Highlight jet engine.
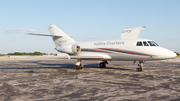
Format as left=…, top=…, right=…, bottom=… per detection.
left=55, top=44, right=81, bottom=54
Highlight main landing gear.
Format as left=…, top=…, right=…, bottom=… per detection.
left=99, top=60, right=108, bottom=68
left=76, top=60, right=108, bottom=69
left=76, top=59, right=83, bottom=69
left=136, top=61, right=144, bottom=72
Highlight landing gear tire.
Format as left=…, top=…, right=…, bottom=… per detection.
left=76, top=63, right=83, bottom=69
left=76, top=59, right=83, bottom=69
left=136, top=67, right=142, bottom=72
left=136, top=61, right=144, bottom=72
left=99, top=62, right=106, bottom=68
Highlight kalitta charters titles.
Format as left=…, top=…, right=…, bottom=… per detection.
left=94, top=41, right=124, bottom=45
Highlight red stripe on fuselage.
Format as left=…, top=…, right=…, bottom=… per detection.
left=81, top=49, right=111, bottom=53
left=100, top=48, right=154, bottom=56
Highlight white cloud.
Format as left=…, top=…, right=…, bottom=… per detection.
left=5, top=28, right=36, bottom=33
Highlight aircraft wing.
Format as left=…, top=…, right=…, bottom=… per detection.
left=70, top=56, right=112, bottom=60
left=121, top=26, right=146, bottom=39
left=6, top=53, right=111, bottom=60
left=27, top=33, right=63, bottom=37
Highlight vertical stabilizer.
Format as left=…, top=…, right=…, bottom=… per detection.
left=48, top=25, right=75, bottom=47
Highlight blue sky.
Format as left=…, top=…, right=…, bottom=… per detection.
left=0, top=0, right=180, bottom=54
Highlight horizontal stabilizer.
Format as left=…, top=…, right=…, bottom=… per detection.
left=27, top=33, right=63, bottom=37
left=121, top=26, right=146, bottom=39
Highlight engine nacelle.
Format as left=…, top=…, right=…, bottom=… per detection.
left=56, top=44, right=81, bottom=54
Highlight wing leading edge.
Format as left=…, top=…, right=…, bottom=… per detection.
left=70, top=56, right=112, bottom=60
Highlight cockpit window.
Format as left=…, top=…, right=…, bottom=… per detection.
left=136, top=41, right=159, bottom=47
left=136, top=41, right=143, bottom=46
left=148, top=41, right=156, bottom=46
left=153, top=41, right=159, bottom=46
left=143, top=41, right=149, bottom=46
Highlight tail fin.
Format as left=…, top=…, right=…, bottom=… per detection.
left=48, top=25, right=75, bottom=47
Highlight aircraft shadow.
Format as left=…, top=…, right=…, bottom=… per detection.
left=84, top=64, right=130, bottom=70
left=0, top=61, right=130, bottom=71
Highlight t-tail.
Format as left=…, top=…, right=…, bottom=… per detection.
left=48, top=25, right=75, bottom=47
left=28, top=25, right=80, bottom=54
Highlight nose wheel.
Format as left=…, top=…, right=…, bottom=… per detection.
left=137, top=61, right=144, bottom=72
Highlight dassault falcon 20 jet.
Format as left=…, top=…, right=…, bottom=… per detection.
left=28, top=25, right=177, bottom=71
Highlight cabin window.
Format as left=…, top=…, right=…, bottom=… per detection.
left=148, top=41, right=156, bottom=46
left=143, top=41, right=149, bottom=46
left=136, top=41, right=143, bottom=46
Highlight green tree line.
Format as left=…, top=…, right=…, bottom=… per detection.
left=7, top=52, right=48, bottom=55
left=175, top=52, right=180, bottom=56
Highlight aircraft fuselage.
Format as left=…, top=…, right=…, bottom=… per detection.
left=72, top=38, right=176, bottom=61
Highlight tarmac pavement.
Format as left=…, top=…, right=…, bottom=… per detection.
left=0, top=57, right=180, bottom=101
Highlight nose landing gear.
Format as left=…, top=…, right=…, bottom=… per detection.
left=137, top=61, right=144, bottom=72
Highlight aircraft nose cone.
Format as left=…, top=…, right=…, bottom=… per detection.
left=169, top=51, right=177, bottom=58
left=162, top=49, right=177, bottom=59
left=153, top=47, right=177, bottom=59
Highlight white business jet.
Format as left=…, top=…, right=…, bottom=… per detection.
left=28, top=25, right=177, bottom=71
